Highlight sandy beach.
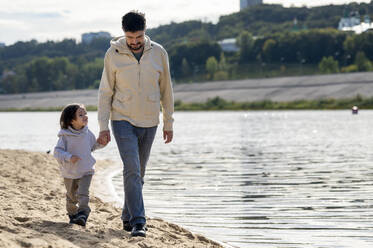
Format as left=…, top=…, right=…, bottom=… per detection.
left=0, top=149, right=223, bottom=248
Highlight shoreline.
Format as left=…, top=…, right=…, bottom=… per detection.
left=0, top=149, right=224, bottom=248
left=2, top=71, right=373, bottom=111
left=92, top=160, right=232, bottom=248
left=91, top=159, right=122, bottom=207
left=0, top=95, right=372, bottom=111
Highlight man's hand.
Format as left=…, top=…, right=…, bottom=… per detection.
left=70, top=155, right=81, bottom=164
left=163, top=130, right=173, bottom=144
left=98, top=130, right=111, bottom=145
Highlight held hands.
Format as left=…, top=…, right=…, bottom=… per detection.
left=98, top=129, right=171, bottom=144
left=163, top=130, right=173, bottom=144
left=70, top=155, right=81, bottom=164
left=98, top=130, right=111, bottom=146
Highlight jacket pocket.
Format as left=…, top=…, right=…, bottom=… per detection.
left=112, top=90, right=132, bottom=116
left=60, top=161, right=76, bottom=177
left=145, top=92, right=161, bottom=117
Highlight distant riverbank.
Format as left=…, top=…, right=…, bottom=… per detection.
left=0, top=95, right=370, bottom=111
left=2, top=72, right=373, bottom=111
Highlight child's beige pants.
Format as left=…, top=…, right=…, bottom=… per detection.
left=63, top=174, right=92, bottom=216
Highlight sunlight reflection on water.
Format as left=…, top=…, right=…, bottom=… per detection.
left=2, top=111, right=373, bottom=248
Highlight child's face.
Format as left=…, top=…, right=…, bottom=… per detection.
left=71, top=107, right=88, bottom=130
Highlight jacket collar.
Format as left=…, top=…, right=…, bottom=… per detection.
left=110, top=35, right=152, bottom=55
left=58, top=125, right=88, bottom=137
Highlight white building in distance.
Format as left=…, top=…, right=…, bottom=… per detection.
left=81, top=32, right=111, bottom=44
left=218, top=38, right=239, bottom=52
left=339, top=12, right=373, bottom=34
left=338, top=11, right=361, bottom=30
left=240, top=0, right=263, bottom=10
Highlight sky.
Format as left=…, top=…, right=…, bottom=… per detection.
left=0, top=0, right=371, bottom=45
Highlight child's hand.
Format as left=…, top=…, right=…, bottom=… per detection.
left=70, top=155, right=81, bottom=164
left=98, top=131, right=110, bottom=146
left=97, top=136, right=108, bottom=145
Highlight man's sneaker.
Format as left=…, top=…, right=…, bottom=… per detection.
left=131, top=223, right=146, bottom=237
left=74, top=212, right=88, bottom=227
left=123, top=221, right=132, bottom=232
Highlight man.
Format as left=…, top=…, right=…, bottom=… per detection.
left=97, top=11, right=174, bottom=237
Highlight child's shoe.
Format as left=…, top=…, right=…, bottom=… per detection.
left=123, top=220, right=132, bottom=232
left=68, top=214, right=77, bottom=224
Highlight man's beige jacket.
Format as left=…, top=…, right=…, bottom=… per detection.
left=98, top=35, right=174, bottom=132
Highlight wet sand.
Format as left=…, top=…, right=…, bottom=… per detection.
left=0, top=149, right=223, bottom=248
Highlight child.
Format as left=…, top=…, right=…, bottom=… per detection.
left=53, top=103, right=104, bottom=226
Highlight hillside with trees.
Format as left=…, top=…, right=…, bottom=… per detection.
left=1, top=2, right=373, bottom=94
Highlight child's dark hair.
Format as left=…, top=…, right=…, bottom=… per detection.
left=60, top=103, right=85, bottom=129
left=122, top=11, right=146, bottom=32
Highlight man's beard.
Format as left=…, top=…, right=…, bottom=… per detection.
left=127, top=42, right=144, bottom=51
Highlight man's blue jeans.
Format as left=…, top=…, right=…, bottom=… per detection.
left=111, top=120, right=157, bottom=226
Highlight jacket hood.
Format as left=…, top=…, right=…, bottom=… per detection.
left=110, top=35, right=152, bottom=54
left=58, top=126, right=88, bottom=137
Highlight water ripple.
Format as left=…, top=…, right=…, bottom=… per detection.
left=109, top=111, right=373, bottom=247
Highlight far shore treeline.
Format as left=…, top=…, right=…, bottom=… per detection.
left=2, top=2, right=373, bottom=95
left=1, top=95, right=373, bottom=111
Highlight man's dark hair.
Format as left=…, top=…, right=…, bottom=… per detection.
left=59, top=103, right=85, bottom=129
left=122, top=11, right=146, bottom=32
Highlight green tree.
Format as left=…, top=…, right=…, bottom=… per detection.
left=355, top=51, right=372, bottom=71
left=206, top=56, right=218, bottom=80
left=77, top=58, right=103, bottom=89
left=213, top=52, right=229, bottom=80
left=26, top=57, right=53, bottom=91
left=0, top=70, right=17, bottom=93
left=262, top=39, right=277, bottom=62
left=21, top=56, right=78, bottom=92
left=168, top=41, right=221, bottom=79
left=181, top=58, right=191, bottom=77
left=318, top=56, right=339, bottom=73
left=343, top=35, right=357, bottom=59
left=218, top=52, right=228, bottom=71
left=238, top=31, right=254, bottom=63
left=51, top=57, right=70, bottom=90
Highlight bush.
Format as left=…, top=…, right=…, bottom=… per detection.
left=341, top=64, right=358, bottom=73
left=205, top=56, right=218, bottom=80
left=213, top=71, right=229, bottom=80
left=355, top=51, right=372, bottom=72
left=318, top=56, right=339, bottom=74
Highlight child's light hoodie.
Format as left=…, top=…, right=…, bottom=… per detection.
left=54, top=126, right=101, bottom=179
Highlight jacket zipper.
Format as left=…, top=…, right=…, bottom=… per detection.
left=137, top=48, right=151, bottom=89
left=125, top=46, right=152, bottom=90
left=138, top=61, right=141, bottom=89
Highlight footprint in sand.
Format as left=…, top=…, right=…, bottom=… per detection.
left=14, top=217, right=30, bottom=223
